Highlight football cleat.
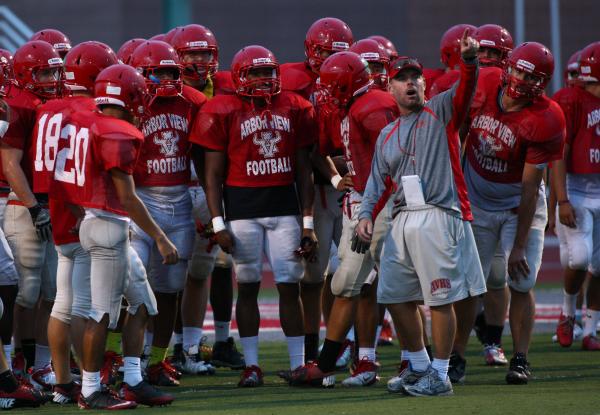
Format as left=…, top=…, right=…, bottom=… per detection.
left=238, top=366, right=264, bottom=387
left=506, top=354, right=531, bottom=385
left=448, top=352, right=466, bottom=384
left=0, top=382, right=47, bottom=409
left=119, top=381, right=174, bottom=407
left=483, top=344, right=508, bottom=366
left=212, top=337, right=246, bottom=370
left=341, top=358, right=379, bottom=387
left=146, top=361, right=180, bottom=387
left=29, top=364, right=56, bottom=391
left=403, top=366, right=453, bottom=397
left=181, top=345, right=215, bottom=375
left=335, top=340, right=354, bottom=370
left=582, top=335, right=600, bottom=351
left=11, top=353, right=25, bottom=378
left=288, top=361, right=335, bottom=388
left=388, top=362, right=427, bottom=394
left=162, top=359, right=182, bottom=379
left=199, top=337, right=213, bottom=362
left=168, top=343, right=184, bottom=373
left=377, top=320, right=394, bottom=346
left=52, top=382, right=81, bottom=404
left=100, top=351, right=123, bottom=386
left=556, top=313, right=575, bottom=347
left=78, top=390, right=137, bottom=410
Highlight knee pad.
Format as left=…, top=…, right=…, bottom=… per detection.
left=486, top=255, right=507, bottom=290
left=566, top=245, right=591, bottom=271
left=15, top=270, right=42, bottom=308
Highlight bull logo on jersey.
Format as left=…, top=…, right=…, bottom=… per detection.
left=154, top=131, right=180, bottom=157
left=253, top=130, right=282, bottom=158
left=477, top=132, right=503, bottom=157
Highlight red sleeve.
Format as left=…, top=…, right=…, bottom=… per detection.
left=525, top=103, right=566, bottom=164
left=189, top=100, right=228, bottom=151
left=360, top=105, right=397, bottom=147
left=97, top=133, right=141, bottom=173
left=449, top=59, right=478, bottom=132
left=183, top=85, right=208, bottom=109
left=551, top=88, right=578, bottom=146
left=1, top=105, right=32, bottom=150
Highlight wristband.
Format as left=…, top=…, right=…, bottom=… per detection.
left=211, top=216, right=226, bottom=233
left=303, top=216, right=314, bottom=230
left=558, top=199, right=570, bottom=206
left=330, top=174, right=342, bottom=189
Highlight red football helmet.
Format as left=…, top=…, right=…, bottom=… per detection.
left=150, top=34, right=166, bottom=42
left=305, top=17, right=353, bottom=72
left=63, top=41, right=118, bottom=93
left=578, top=42, right=600, bottom=83
left=349, top=39, right=390, bottom=89
left=94, top=64, right=149, bottom=117
left=474, top=24, right=513, bottom=67
left=318, top=51, right=371, bottom=109
left=30, top=29, right=72, bottom=58
left=130, top=40, right=182, bottom=97
left=13, top=41, right=63, bottom=98
left=440, top=24, right=477, bottom=69
left=117, top=38, right=146, bottom=65
left=0, top=49, right=14, bottom=96
left=502, top=42, right=554, bottom=99
left=231, top=45, right=280, bottom=100
left=368, top=35, right=399, bottom=59
left=163, top=27, right=182, bottom=45
left=172, top=24, right=219, bottom=81
left=564, top=50, right=581, bottom=86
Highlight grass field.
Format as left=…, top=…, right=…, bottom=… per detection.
left=24, top=334, right=600, bottom=415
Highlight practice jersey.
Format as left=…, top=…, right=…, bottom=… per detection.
left=50, top=109, right=144, bottom=216
left=423, top=67, right=446, bottom=99
left=281, top=62, right=319, bottom=102
left=190, top=90, right=317, bottom=220
left=464, top=67, right=565, bottom=210
left=1, top=87, right=43, bottom=188
left=359, top=58, right=479, bottom=222
left=336, top=89, right=399, bottom=193
left=134, top=85, right=206, bottom=187
left=429, top=70, right=459, bottom=97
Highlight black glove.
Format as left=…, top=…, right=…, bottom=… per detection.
left=351, top=231, right=370, bottom=254
left=28, top=204, right=52, bottom=242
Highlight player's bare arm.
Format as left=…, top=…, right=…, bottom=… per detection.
left=204, top=149, right=234, bottom=254
left=550, top=144, right=577, bottom=228
left=0, top=144, right=36, bottom=207
left=295, top=146, right=318, bottom=262
left=310, top=146, right=353, bottom=191
left=110, top=168, right=178, bottom=265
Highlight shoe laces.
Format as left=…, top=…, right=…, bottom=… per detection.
left=354, top=357, right=377, bottom=374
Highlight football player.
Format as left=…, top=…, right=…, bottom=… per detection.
left=289, top=51, right=400, bottom=387
left=551, top=41, right=600, bottom=350
left=129, top=40, right=212, bottom=382
left=29, top=28, right=72, bottom=59
left=191, top=45, right=318, bottom=387
left=0, top=40, right=63, bottom=384
left=171, top=24, right=244, bottom=370
left=116, top=38, right=146, bottom=65
left=459, top=42, right=565, bottom=384
left=367, top=35, right=399, bottom=60
left=280, top=17, right=354, bottom=363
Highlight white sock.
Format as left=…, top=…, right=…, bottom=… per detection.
left=358, top=347, right=376, bottom=362
left=172, top=332, right=183, bottom=345
left=81, top=370, right=101, bottom=398
left=123, top=356, right=143, bottom=387
left=432, top=358, right=450, bottom=381
left=408, top=348, right=431, bottom=372
left=183, top=327, right=203, bottom=351
left=346, top=326, right=355, bottom=342
left=584, top=309, right=600, bottom=337
left=33, top=344, right=51, bottom=370
left=400, top=349, right=409, bottom=362
left=239, top=336, right=259, bottom=367
left=214, top=321, right=230, bottom=342
left=562, top=290, right=578, bottom=317
left=3, top=345, right=11, bottom=367
left=143, top=331, right=153, bottom=355
left=374, top=325, right=383, bottom=348
left=575, top=309, right=583, bottom=324
left=286, top=336, right=304, bottom=370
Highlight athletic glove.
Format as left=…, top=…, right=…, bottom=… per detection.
left=28, top=204, right=52, bottom=242
left=351, top=231, right=370, bottom=254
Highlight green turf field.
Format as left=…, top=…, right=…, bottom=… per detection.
left=25, top=334, right=600, bottom=415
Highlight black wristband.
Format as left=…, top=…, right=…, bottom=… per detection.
left=28, top=204, right=41, bottom=221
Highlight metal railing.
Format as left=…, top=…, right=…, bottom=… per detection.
left=0, top=6, right=32, bottom=52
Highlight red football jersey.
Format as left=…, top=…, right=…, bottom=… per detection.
left=318, top=110, right=344, bottom=156
left=553, top=86, right=600, bottom=174
left=423, top=67, right=446, bottom=99
left=31, top=96, right=96, bottom=194
left=465, top=68, right=565, bottom=184
left=50, top=110, right=144, bottom=216
left=338, top=89, right=399, bottom=193
left=281, top=62, right=318, bottom=101
left=190, top=90, right=317, bottom=187
left=212, top=71, right=235, bottom=96
left=429, top=70, right=459, bottom=97
left=1, top=87, right=43, bottom=188
left=48, top=198, right=79, bottom=245
left=134, top=85, right=206, bottom=187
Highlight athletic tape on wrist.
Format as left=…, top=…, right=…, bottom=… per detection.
left=303, top=216, right=314, bottom=230
left=330, top=174, right=342, bottom=189
left=212, top=216, right=226, bottom=233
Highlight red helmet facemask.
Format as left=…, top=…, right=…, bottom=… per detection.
left=172, top=24, right=219, bottom=82
left=474, top=24, right=513, bottom=68
left=304, top=17, right=353, bottom=72
left=350, top=39, right=390, bottom=90
left=130, top=41, right=183, bottom=99
left=502, top=42, right=554, bottom=100
left=13, top=41, right=64, bottom=99
left=232, top=46, right=281, bottom=102
left=318, top=51, right=372, bottom=110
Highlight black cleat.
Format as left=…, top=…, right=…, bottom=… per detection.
left=506, top=354, right=531, bottom=385
left=212, top=337, right=245, bottom=370
left=448, top=352, right=466, bottom=384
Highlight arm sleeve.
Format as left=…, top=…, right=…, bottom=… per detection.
left=189, top=106, right=228, bottom=151
left=98, top=134, right=140, bottom=174
left=296, top=103, right=317, bottom=149
left=0, top=106, right=30, bottom=150
left=358, top=132, right=391, bottom=221
left=552, top=90, right=578, bottom=146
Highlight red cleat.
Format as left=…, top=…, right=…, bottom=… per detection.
left=238, top=365, right=264, bottom=387
left=377, top=320, right=394, bottom=346
left=289, top=361, right=335, bottom=387
left=0, top=382, right=47, bottom=409
left=582, top=335, right=600, bottom=351
left=11, top=352, right=25, bottom=378
left=101, top=351, right=123, bottom=385
left=556, top=313, right=575, bottom=348
left=146, top=361, right=180, bottom=387
left=119, top=381, right=174, bottom=406
left=78, top=390, right=137, bottom=410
